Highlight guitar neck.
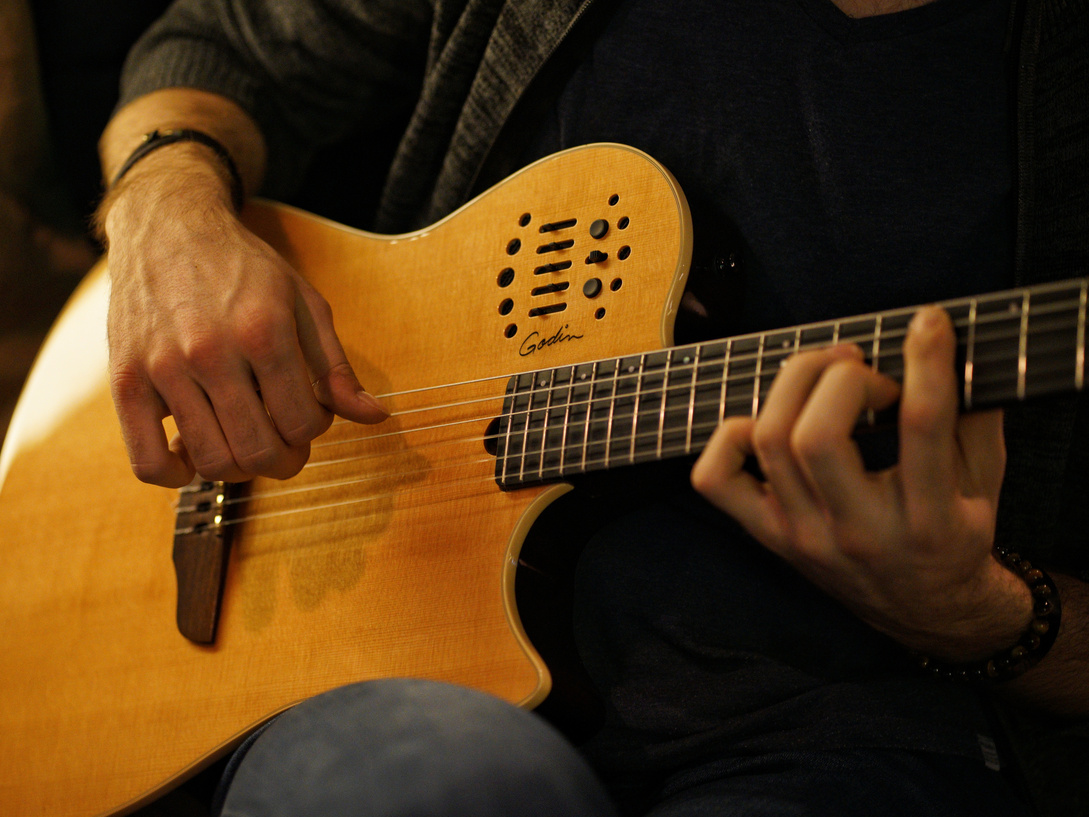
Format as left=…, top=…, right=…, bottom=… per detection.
left=495, top=277, right=1088, bottom=488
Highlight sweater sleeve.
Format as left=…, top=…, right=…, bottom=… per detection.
left=118, top=0, right=432, bottom=199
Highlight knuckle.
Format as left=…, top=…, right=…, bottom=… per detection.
left=751, top=421, right=789, bottom=465
left=109, top=362, right=153, bottom=406
left=306, top=290, right=335, bottom=323
left=279, top=412, right=332, bottom=447
left=193, top=454, right=242, bottom=482
left=236, top=308, right=294, bottom=361
left=177, top=331, right=228, bottom=372
left=234, top=444, right=280, bottom=475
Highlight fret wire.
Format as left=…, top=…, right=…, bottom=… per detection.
left=500, top=381, right=515, bottom=485
left=965, top=299, right=978, bottom=410
left=1018, top=291, right=1030, bottom=401
left=517, top=374, right=532, bottom=484
left=537, top=368, right=555, bottom=481
left=581, top=362, right=597, bottom=473
left=603, top=359, right=619, bottom=470
left=657, top=350, right=672, bottom=459
left=719, top=338, right=732, bottom=422
left=752, top=333, right=766, bottom=418
left=629, top=354, right=646, bottom=464
left=866, top=315, right=882, bottom=427
left=1079, top=281, right=1087, bottom=391
left=559, top=365, right=572, bottom=476
left=686, top=345, right=701, bottom=453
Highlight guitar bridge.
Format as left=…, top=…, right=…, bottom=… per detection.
left=172, top=478, right=233, bottom=644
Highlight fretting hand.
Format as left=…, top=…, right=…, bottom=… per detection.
left=691, top=306, right=1033, bottom=661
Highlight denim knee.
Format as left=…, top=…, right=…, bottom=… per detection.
left=218, top=678, right=617, bottom=817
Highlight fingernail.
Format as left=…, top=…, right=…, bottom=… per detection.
left=909, top=305, right=943, bottom=333
left=357, top=389, right=389, bottom=416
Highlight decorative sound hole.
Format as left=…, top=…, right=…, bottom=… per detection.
left=499, top=298, right=514, bottom=315
left=505, top=324, right=518, bottom=338
left=618, top=246, right=631, bottom=261
left=519, top=213, right=532, bottom=227
left=611, top=278, right=623, bottom=291
left=609, top=194, right=620, bottom=206
left=595, top=308, right=606, bottom=320
left=498, top=267, right=515, bottom=287
left=483, top=418, right=500, bottom=455
left=618, top=216, right=630, bottom=229
left=507, top=238, right=522, bottom=255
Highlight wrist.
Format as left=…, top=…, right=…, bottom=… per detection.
left=916, top=548, right=1061, bottom=683
left=97, top=145, right=239, bottom=247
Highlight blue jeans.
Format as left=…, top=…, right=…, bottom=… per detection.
left=214, top=678, right=1028, bottom=817
left=216, top=678, right=617, bottom=817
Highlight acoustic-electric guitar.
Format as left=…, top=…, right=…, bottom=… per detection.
left=0, top=144, right=1084, bottom=816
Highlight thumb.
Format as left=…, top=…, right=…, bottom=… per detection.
left=293, top=280, right=388, bottom=424
left=313, top=360, right=389, bottom=424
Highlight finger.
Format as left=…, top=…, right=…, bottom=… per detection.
left=293, top=284, right=388, bottom=424
left=752, top=344, right=864, bottom=519
left=162, top=378, right=250, bottom=483
left=245, top=316, right=335, bottom=446
left=692, top=418, right=785, bottom=545
left=110, top=366, right=195, bottom=488
left=203, top=369, right=312, bottom=481
left=955, top=408, right=1006, bottom=500
left=792, top=357, right=900, bottom=518
left=898, top=306, right=961, bottom=509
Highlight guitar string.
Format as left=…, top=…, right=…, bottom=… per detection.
left=177, top=368, right=1058, bottom=536
left=185, top=304, right=1037, bottom=508
left=293, top=300, right=1074, bottom=474
left=307, top=296, right=1076, bottom=458
left=186, top=342, right=1065, bottom=530
left=177, top=374, right=1077, bottom=535
left=177, top=298, right=1081, bottom=516
left=313, top=287, right=1083, bottom=436
left=175, top=307, right=1082, bottom=527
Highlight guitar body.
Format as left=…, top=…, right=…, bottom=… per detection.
left=0, top=144, right=692, bottom=816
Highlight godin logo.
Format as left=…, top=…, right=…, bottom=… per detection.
left=519, top=324, right=585, bottom=357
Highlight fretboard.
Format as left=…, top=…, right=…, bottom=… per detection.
left=494, top=277, right=1088, bottom=489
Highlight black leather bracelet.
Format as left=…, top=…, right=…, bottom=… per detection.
left=917, top=546, right=1062, bottom=684
left=110, top=128, right=245, bottom=211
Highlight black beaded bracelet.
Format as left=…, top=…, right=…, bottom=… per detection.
left=917, top=546, right=1062, bottom=684
left=110, top=128, right=245, bottom=211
